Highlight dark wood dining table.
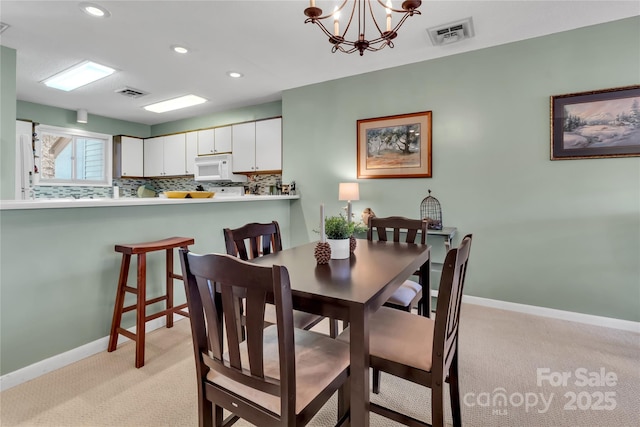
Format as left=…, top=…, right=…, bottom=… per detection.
left=251, top=239, right=431, bottom=426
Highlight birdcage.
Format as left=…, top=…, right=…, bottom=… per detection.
left=420, top=189, right=443, bottom=230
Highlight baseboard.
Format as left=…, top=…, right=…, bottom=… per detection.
left=0, top=313, right=187, bottom=392
left=3, top=296, right=638, bottom=392
left=435, top=291, right=639, bottom=333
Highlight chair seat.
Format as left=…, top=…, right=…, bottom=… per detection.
left=264, top=304, right=324, bottom=331
left=386, top=280, right=422, bottom=307
left=211, top=325, right=350, bottom=415
left=338, top=306, right=435, bottom=372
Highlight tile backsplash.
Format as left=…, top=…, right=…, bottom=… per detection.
left=31, top=174, right=285, bottom=199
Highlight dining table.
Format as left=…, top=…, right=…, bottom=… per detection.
left=251, top=238, right=432, bottom=426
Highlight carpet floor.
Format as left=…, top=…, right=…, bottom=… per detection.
left=1, top=303, right=638, bottom=426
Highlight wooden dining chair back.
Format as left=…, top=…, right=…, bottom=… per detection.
left=179, top=251, right=350, bottom=427
left=223, top=221, right=282, bottom=261
left=223, top=221, right=329, bottom=335
left=344, top=234, right=473, bottom=427
left=367, top=216, right=428, bottom=314
left=367, top=216, right=427, bottom=245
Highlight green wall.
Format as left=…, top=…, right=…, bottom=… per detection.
left=17, top=101, right=150, bottom=138
left=1, top=46, right=17, bottom=200
left=282, top=17, right=640, bottom=321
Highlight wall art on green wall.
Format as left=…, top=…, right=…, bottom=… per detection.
left=357, top=111, right=432, bottom=178
left=551, top=85, right=640, bottom=160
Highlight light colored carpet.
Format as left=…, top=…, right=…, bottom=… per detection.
left=1, top=303, right=638, bottom=426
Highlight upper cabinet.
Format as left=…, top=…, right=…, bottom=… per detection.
left=214, top=126, right=232, bottom=153
left=232, top=118, right=282, bottom=173
left=113, top=136, right=144, bottom=178
left=255, top=118, right=282, bottom=172
left=185, top=132, right=198, bottom=175
left=197, top=126, right=232, bottom=155
left=144, top=133, right=187, bottom=177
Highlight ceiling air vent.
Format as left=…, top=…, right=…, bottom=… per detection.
left=427, top=17, right=475, bottom=46
left=115, top=87, right=148, bottom=98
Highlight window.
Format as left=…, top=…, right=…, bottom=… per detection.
left=36, top=125, right=112, bottom=186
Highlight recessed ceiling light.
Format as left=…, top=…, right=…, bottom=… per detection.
left=171, top=45, right=189, bottom=54
left=143, top=95, right=207, bottom=113
left=227, top=71, right=244, bottom=78
left=79, top=2, right=111, bottom=18
left=42, top=60, right=116, bottom=91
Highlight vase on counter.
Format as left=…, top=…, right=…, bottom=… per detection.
left=327, top=238, right=350, bottom=259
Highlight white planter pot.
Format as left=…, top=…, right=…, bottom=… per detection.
left=327, top=238, right=350, bottom=259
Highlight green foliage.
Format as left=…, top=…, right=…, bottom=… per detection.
left=324, top=214, right=367, bottom=239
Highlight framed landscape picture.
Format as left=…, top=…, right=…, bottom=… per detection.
left=550, top=85, right=640, bottom=160
left=357, top=111, right=432, bottom=178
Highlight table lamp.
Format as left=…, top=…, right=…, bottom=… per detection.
left=338, top=182, right=360, bottom=223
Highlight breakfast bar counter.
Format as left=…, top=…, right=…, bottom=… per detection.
left=0, top=194, right=299, bottom=380
left=0, top=194, right=299, bottom=210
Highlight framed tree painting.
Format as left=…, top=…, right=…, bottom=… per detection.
left=550, top=85, right=640, bottom=160
left=357, top=111, right=432, bottom=178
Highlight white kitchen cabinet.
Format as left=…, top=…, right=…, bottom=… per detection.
left=197, top=129, right=215, bottom=155
left=231, top=122, right=256, bottom=172
left=197, top=126, right=233, bottom=155
left=232, top=118, right=282, bottom=173
left=144, top=134, right=187, bottom=177
left=255, top=118, right=282, bottom=171
left=163, top=133, right=187, bottom=175
left=144, top=136, right=164, bottom=177
left=114, top=136, right=144, bottom=177
left=185, top=131, right=198, bottom=175
left=214, top=126, right=232, bottom=153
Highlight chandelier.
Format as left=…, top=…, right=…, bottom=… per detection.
left=304, top=0, right=422, bottom=56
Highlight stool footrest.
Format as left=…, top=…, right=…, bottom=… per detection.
left=118, top=328, right=137, bottom=341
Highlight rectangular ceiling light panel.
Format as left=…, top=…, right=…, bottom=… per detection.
left=42, top=61, right=116, bottom=91
left=143, top=94, right=207, bottom=113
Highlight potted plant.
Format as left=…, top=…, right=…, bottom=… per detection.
left=323, top=214, right=367, bottom=259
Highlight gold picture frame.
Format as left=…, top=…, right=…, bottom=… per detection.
left=357, top=111, right=432, bottom=179
left=550, top=85, right=640, bottom=160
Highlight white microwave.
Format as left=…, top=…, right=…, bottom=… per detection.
left=194, top=154, right=247, bottom=182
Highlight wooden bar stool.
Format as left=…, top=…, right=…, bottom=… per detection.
left=108, top=236, right=195, bottom=368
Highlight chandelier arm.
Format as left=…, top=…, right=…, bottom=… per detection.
left=311, top=0, right=351, bottom=20
left=342, top=0, right=357, bottom=40
left=376, top=0, right=422, bottom=13
left=367, top=0, right=385, bottom=37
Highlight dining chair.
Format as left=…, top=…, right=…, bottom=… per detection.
left=223, top=221, right=333, bottom=336
left=367, top=216, right=428, bottom=315
left=338, top=234, right=473, bottom=427
left=179, top=251, right=350, bottom=427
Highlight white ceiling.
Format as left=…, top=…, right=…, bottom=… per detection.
left=1, top=1, right=638, bottom=125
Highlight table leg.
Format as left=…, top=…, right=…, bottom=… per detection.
left=348, top=304, right=370, bottom=426
left=421, top=253, right=432, bottom=318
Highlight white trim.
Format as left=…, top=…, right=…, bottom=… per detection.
left=430, top=290, right=640, bottom=333
left=3, top=296, right=639, bottom=392
left=0, top=313, right=187, bottom=392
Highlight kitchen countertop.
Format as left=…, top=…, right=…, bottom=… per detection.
left=0, top=194, right=300, bottom=210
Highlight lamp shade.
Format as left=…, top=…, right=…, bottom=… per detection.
left=339, top=182, right=359, bottom=201
left=77, top=109, right=88, bottom=123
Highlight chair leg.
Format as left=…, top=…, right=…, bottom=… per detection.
left=213, top=403, right=223, bottom=427
left=372, top=368, right=381, bottom=394
left=329, top=318, right=338, bottom=338
left=449, top=354, right=462, bottom=427
left=431, top=380, right=445, bottom=427
left=199, top=397, right=214, bottom=427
